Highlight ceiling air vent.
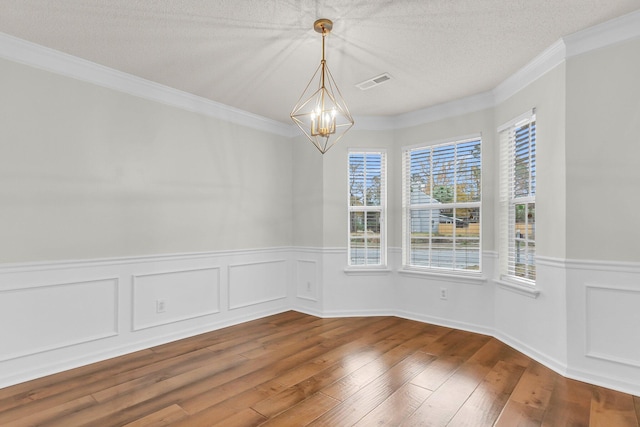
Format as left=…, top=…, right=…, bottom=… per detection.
left=356, top=73, right=392, bottom=90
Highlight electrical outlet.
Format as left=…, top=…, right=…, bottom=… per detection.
left=439, top=288, right=448, bottom=300
left=306, top=281, right=312, bottom=291
left=156, top=299, right=166, bottom=313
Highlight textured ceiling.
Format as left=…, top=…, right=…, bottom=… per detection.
left=1, top=0, right=639, bottom=124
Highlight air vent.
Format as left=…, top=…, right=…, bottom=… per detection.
left=356, top=73, right=392, bottom=90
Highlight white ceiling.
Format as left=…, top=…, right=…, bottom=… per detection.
left=1, top=1, right=639, bottom=124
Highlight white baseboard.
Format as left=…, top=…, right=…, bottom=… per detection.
left=493, top=330, right=568, bottom=377
left=396, top=309, right=494, bottom=337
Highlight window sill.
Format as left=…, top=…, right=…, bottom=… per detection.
left=397, top=268, right=486, bottom=285
left=343, top=267, right=392, bottom=276
left=494, top=278, right=540, bottom=298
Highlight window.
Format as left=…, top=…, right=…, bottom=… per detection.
left=348, top=151, right=386, bottom=266
left=402, top=137, right=481, bottom=272
left=499, top=110, right=536, bottom=282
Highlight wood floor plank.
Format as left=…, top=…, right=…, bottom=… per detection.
left=85, top=319, right=356, bottom=426
left=541, top=377, right=593, bottom=427
left=0, top=312, right=637, bottom=427
left=308, top=351, right=436, bottom=426
left=0, top=350, right=220, bottom=425
left=507, top=360, right=556, bottom=410
left=353, top=382, right=432, bottom=426
left=494, top=400, right=545, bottom=427
left=239, top=317, right=346, bottom=359
left=179, top=317, right=394, bottom=415
left=1, top=395, right=97, bottom=427
left=90, top=347, right=241, bottom=402
left=258, top=392, right=341, bottom=427
left=421, top=328, right=491, bottom=359
left=173, top=318, right=415, bottom=424
left=251, top=346, right=387, bottom=418
left=319, top=333, right=440, bottom=403
left=121, top=346, right=312, bottom=425
left=0, top=349, right=157, bottom=412
left=410, top=355, right=465, bottom=391
left=0, top=311, right=307, bottom=416
left=169, top=382, right=286, bottom=426
left=121, top=404, right=189, bottom=427
left=37, top=313, right=317, bottom=426
left=447, top=360, right=526, bottom=426
left=403, top=338, right=521, bottom=426
left=39, top=356, right=249, bottom=427
left=209, top=408, right=266, bottom=427
left=590, top=387, right=639, bottom=427
left=250, top=318, right=437, bottom=420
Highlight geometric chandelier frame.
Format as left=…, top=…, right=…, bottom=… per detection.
left=290, top=19, right=354, bottom=154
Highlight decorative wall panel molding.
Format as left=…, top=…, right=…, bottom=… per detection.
left=228, top=260, right=288, bottom=310
left=585, top=284, right=640, bottom=368
left=0, top=248, right=294, bottom=388
left=295, top=259, right=318, bottom=302
left=2, top=247, right=640, bottom=397
left=0, top=277, right=118, bottom=362
left=132, top=267, right=220, bottom=331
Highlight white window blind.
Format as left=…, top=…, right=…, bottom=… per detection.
left=348, top=151, right=386, bottom=266
left=499, top=110, right=536, bottom=282
left=402, top=137, right=481, bottom=272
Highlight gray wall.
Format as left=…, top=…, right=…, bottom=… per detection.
left=566, top=38, right=640, bottom=262
left=1, top=58, right=293, bottom=263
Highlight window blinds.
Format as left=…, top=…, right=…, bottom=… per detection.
left=348, top=151, right=386, bottom=266
left=402, top=137, right=482, bottom=272
left=499, top=110, right=536, bottom=282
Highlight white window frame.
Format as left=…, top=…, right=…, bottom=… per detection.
left=347, top=150, right=387, bottom=267
left=401, top=135, right=482, bottom=274
left=499, top=109, right=536, bottom=284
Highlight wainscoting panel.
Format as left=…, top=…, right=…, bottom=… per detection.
left=132, top=267, right=220, bottom=331
left=585, top=284, right=640, bottom=367
left=228, top=260, right=288, bottom=310
left=0, top=249, right=293, bottom=389
left=565, top=259, right=640, bottom=396
left=2, top=248, right=640, bottom=397
left=0, top=277, right=118, bottom=362
left=295, top=259, right=318, bottom=301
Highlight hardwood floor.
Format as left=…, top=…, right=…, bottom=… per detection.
left=0, top=311, right=638, bottom=426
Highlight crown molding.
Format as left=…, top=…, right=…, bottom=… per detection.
left=351, top=115, right=397, bottom=131
left=0, top=32, right=294, bottom=138
left=2, top=9, right=639, bottom=135
left=393, top=91, right=496, bottom=128
left=563, top=9, right=640, bottom=58
left=493, top=39, right=567, bottom=105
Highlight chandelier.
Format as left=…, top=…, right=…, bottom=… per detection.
left=290, top=19, right=354, bottom=154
